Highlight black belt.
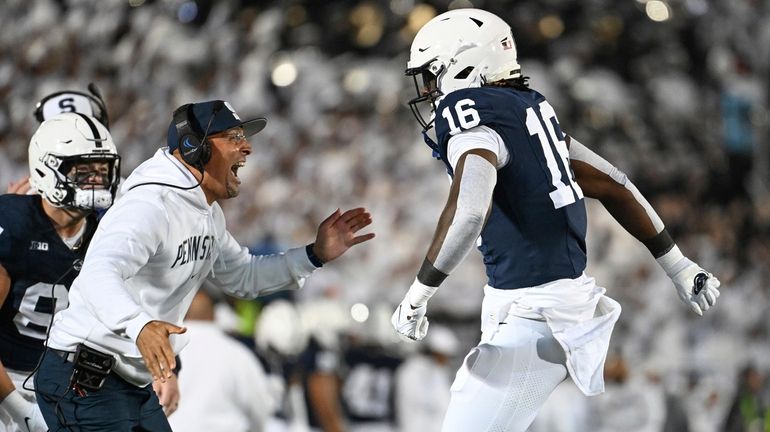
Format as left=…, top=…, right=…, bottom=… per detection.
left=50, top=349, right=77, bottom=363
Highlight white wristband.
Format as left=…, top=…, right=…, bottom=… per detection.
left=655, top=245, right=687, bottom=276
left=0, top=389, right=26, bottom=420
left=406, top=279, right=438, bottom=307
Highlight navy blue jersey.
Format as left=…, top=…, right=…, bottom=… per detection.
left=341, top=344, right=402, bottom=423
left=0, top=194, right=96, bottom=370
left=434, top=86, right=587, bottom=288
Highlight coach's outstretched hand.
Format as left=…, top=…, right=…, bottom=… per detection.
left=137, top=321, right=187, bottom=383
left=313, top=207, right=375, bottom=263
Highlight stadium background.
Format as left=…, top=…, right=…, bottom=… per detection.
left=1, top=0, right=768, bottom=430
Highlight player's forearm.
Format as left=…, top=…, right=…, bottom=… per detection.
left=0, top=271, right=18, bottom=400
left=592, top=182, right=660, bottom=242
left=423, top=154, right=496, bottom=283
left=0, top=362, right=16, bottom=400
left=409, top=154, right=496, bottom=308
left=569, top=137, right=677, bottom=259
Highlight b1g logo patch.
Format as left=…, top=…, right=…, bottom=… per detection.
left=29, top=241, right=49, bottom=251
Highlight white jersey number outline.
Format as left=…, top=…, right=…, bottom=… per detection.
left=13, top=282, right=69, bottom=339
left=525, top=101, right=584, bottom=209
left=442, top=99, right=481, bottom=135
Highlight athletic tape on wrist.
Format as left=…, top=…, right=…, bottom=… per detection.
left=407, top=278, right=438, bottom=307
left=656, top=245, right=686, bottom=276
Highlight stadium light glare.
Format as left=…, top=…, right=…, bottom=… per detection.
left=538, top=15, right=565, bottom=39
left=351, top=303, right=370, bottom=323
left=406, top=4, right=437, bottom=34
left=272, top=62, right=297, bottom=87
left=344, top=68, right=370, bottom=94
left=177, top=1, right=198, bottom=23
left=646, top=0, right=671, bottom=22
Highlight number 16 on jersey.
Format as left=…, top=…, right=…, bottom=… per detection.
left=526, top=101, right=583, bottom=209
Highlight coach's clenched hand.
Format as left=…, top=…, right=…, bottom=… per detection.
left=137, top=320, right=186, bottom=382
left=313, top=207, right=375, bottom=263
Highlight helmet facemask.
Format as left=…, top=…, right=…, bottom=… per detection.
left=406, top=60, right=443, bottom=134
left=50, top=154, right=121, bottom=211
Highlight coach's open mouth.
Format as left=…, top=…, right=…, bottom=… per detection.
left=231, top=160, right=244, bottom=182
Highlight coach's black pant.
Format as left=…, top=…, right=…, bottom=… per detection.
left=34, top=349, right=172, bottom=432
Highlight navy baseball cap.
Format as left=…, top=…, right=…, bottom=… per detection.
left=167, top=100, right=267, bottom=151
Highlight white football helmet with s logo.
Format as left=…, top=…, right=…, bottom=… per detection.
left=28, top=113, right=121, bottom=211
left=406, top=8, right=522, bottom=131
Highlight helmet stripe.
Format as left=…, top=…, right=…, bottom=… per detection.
left=73, top=112, right=102, bottom=145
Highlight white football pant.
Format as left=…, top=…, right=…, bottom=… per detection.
left=441, top=315, right=568, bottom=432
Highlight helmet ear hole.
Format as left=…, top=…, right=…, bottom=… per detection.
left=454, top=66, right=475, bottom=80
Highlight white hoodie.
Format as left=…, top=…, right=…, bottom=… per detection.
left=48, top=148, right=317, bottom=386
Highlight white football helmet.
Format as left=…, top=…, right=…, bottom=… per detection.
left=406, top=8, right=521, bottom=131
left=255, top=300, right=309, bottom=358
left=28, top=113, right=120, bottom=211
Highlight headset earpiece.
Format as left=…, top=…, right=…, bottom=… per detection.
left=34, top=101, right=45, bottom=123
left=173, top=104, right=210, bottom=168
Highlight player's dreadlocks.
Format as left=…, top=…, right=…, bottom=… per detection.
left=485, top=75, right=531, bottom=91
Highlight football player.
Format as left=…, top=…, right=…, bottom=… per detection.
left=0, top=113, right=120, bottom=432
left=391, top=9, right=721, bottom=432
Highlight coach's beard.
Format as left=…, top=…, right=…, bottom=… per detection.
left=226, top=171, right=241, bottom=198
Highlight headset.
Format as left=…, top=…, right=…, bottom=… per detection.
left=34, top=83, right=110, bottom=129
left=128, top=101, right=224, bottom=192
left=172, top=101, right=225, bottom=169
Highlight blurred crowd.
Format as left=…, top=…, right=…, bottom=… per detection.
left=1, top=0, right=769, bottom=431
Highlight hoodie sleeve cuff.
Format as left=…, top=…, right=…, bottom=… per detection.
left=286, top=246, right=319, bottom=278
left=125, top=312, right=156, bottom=343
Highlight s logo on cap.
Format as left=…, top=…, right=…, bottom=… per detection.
left=223, top=101, right=240, bottom=121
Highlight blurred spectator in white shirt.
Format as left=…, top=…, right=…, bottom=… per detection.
left=394, top=325, right=460, bottom=432
left=170, top=289, right=277, bottom=432
left=587, top=353, right=666, bottom=432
